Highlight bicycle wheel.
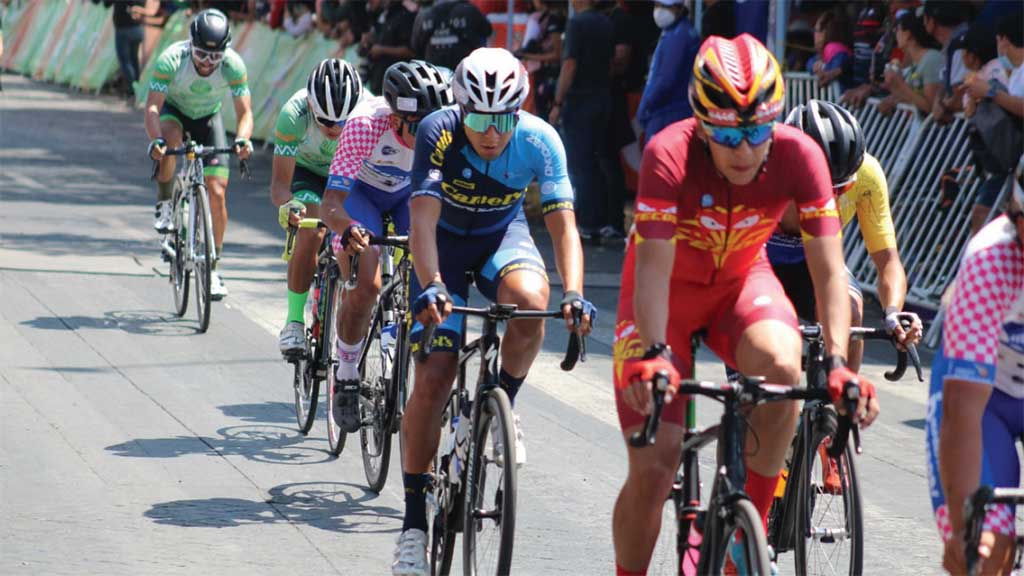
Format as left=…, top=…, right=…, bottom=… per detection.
left=463, top=388, right=517, bottom=576
left=794, top=439, right=863, bottom=575
left=192, top=185, right=212, bottom=333
left=699, top=497, right=771, bottom=575
left=360, top=315, right=394, bottom=492
left=169, top=190, right=189, bottom=317
left=322, top=280, right=348, bottom=457
left=291, top=354, right=318, bottom=435
left=431, top=393, right=459, bottom=576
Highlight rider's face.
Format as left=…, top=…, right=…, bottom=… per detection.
left=316, top=121, right=343, bottom=139
left=191, top=55, right=219, bottom=77
left=704, top=135, right=772, bottom=186
left=464, top=124, right=514, bottom=161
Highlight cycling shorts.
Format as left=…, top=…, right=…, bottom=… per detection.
left=409, top=214, right=548, bottom=354
left=290, top=166, right=326, bottom=206
left=159, top=102, right=229, bottom=180
left=926, top=341, right=1023, bottom=541
left=770, top=259, right=863, bottom=323
left=613, top=244, right=799, bottom=430
left=343, top=181, right=411, bottom=238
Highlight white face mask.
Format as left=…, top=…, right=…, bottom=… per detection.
left=653, top=7, right=677, bottom=29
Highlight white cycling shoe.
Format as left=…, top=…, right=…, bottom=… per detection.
left=278, top=321, right=305, bottom=355
left=392, top=528, right=429, bottom=575
left=210, top=271, right=228, bottom=301
left=153, top=200, right=173, bottom=233
left=489, top=411, right=526, bottom=468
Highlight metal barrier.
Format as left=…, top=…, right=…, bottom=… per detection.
left=783, top=72, right=840, bottom=113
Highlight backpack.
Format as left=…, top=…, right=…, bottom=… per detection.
left=968, top=97, right=1024, bottom=175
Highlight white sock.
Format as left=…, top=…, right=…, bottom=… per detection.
left=335, top=338, right=363, bottom=381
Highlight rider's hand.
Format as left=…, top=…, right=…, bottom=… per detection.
left=277, top=198, right=306, bottom=230
left=826, top=356, right=880, bottom=427
left=413, top=281, right=453, bottom=327
left=560, top=291, right=595, bottom=336
left=620, top=344, right=681, bottom=415
left=234, top=137, right=253, bottom=161
left=885, top=308, right=923, bottom=350
left=340, top=223, right=370, bottom=255
left=943, top=532, right=970, bottom=575
left=148, top=137, right=167, bottom=161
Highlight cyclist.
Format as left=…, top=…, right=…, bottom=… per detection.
left=272, top=59, right=363, bottom=355
left=145, top=8, right=253, bottom=300
left=393, top=47, right=595, bottom=575
left=320, top=59, right=453, bottom=432
left=611, top=34, right=879, bottom=575
left=926, top=159, right=1023, bottom=575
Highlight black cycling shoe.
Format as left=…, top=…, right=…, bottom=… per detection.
left=332, top=379, right=362, bottom=433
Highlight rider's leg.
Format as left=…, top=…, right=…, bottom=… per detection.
left=494, top=270, right=549, bottom=402
left=157, top=119, right=182, bottom=199
left=335, top=245, right=382, bottom=378
left=205, top=175, right=228, bottom=256
left=846, top=270, right=865, bottom=372
left=978, top=390, right=1023, bottom=574
left=286, top=202, right=323, bottom=322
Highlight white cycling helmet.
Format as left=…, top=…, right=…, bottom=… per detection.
left=452, top=48, right=529, bottom=113
left=307, top=59, right=362, bottom=124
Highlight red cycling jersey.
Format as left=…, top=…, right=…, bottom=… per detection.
left=614, top=119, right=842, bottom=430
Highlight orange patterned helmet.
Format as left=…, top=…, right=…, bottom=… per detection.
left=689, top=34, right=785, bottom=127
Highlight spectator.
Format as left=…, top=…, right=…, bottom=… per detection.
left=411, top=0, right=492, bottom=70
left=734, top=0, right=768, bottom=43
left=841, top=1, right=919, bottom=108
left=363, top=0, right=418, bottom=94
left=923, top=1, right=968, bottom=122
left=635, top=0, right=699, bottom=140
left=103, top=0, right=146, bottom=101
left=283, top=0, right=316, bottom=37
left=700, top=0, right=734, bottom=40
left=878, top=12, right=942, bottom=116
left=516, top=0, right=566, bottom=121
left=807, top=10, right=853, bottom=93
left=268, top=0, right=285, bottom=29
left=549, top=0, right=614, bottom=243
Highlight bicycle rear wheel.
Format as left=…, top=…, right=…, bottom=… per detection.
left=699, top=497, right=771, bottom=575
left=463, top=388, right=517, bottom=576
left=291, top=354, right=318, bottom=434
left=794, top=439, right=862, bottom=576
left=192, top=185, right=212, bottom=333
left=169, top=190, right=189, bottom=317
left=360, top=314, right=394, bottom=492
left=321, top=279, right=347, bottom=457
left=431, top=392, right=460, bottom=576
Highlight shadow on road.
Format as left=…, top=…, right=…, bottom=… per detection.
left=20, top=308, right=200, bottom=336
left=144, top=481, right=402, bottom=533
left=105, top=424, right=334, bottom=465
left=216, top=401, right=296, bottom=425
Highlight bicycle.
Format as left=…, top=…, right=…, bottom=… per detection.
left=767, top=323, right=922, bottom=576
left=631, top=341, right=863, bottom=576
left=419, top=300, right=585, bottom=576
left=154, top=138, right=248, bottom=333
left=330, top=227, right=413, bottom=492
left=965, top=485, right=1024, bottom=575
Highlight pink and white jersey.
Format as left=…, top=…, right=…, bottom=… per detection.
left=943, top=216, right=1024, bottom=397
left=325, top=96, right=414, bottom=194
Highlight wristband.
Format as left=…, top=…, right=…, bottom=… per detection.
left=824, top=354, right=846, bottom=373
left=642, top=342, right=670, bottom=360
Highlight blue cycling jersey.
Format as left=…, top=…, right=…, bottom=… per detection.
left=410, top=107, right=575, bottom=236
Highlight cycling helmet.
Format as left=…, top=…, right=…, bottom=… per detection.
left=452, top=48, right=529, bottom=113
left=190, top=9, right=231, bottom=52
left=785, top=100, right=865, bottom=186
left=689, top=34, right=785, bottom=127
left=383, top=60, right=454, bottom=116
left=306, top=59, right=363, bottom=123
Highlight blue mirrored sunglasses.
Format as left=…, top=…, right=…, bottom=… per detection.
left=702, top=122, right=775, bottom=148
left=464, top=111, right=517, bottom=134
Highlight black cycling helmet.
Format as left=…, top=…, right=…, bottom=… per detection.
left=383, top=60, right=454, bottom=116
left=307, top=58, right=363, bottom=123
left=785, top=99, right=865, bottom=187
left=190, top=9, right=231, bottom=52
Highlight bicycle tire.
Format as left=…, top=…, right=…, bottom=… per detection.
left=170, top=189, right=189, bottom=317
left=360, top=314, right=394, bottom=492
left=292, top=355, right=318, bottom=434
left=463, top=388, right=517, bottom=576
left=698, top=496, right=771, bottom=575
left=322, top=279, right=347, bottom=456
left=794, top=438, right=863, bottom=576
left=192, top=185, right=212, bottom=333
left=431, top=392, right=460, bottom=576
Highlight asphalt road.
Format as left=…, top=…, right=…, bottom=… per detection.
left=0, top=74, right=963, bottom=575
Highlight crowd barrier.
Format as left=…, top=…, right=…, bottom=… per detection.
left=783, top=72, right=840, bottom=115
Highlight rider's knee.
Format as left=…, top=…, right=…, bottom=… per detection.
left=415, top=357, right=457, bottom=397
left=629, top=459, right=677, bottom=505
left=849, top=295, right=864, bottom=327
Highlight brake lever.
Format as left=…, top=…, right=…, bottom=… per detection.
left=628, top=371, right=668, bottom=448
left=240, top=158, right=251, bottom=180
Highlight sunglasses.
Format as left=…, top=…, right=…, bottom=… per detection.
left=702, top=121, right=775, bottom=148
left=192, top=47, right=225, bottom=65
left=833, top=174, right=858, bottom=192
left=464, top=111, right=517, bottom=134
left=314, top=115, right=342, bottom=128
left=392, top=114, right=422, bottom=136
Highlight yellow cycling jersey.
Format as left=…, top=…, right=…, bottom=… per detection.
left=838, top=153, right=898, bottom=254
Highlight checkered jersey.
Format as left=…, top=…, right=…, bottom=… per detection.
left=943, top=216, right=1024, bottom=396
left=326, top=98, right=413, bottom=194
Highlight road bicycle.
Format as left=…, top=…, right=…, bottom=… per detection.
left=419, top=300, right=585, bottom=576
left=632, top=338, right=864, bottom=576
left=965, top=485, right=1024, bottom=576
left=155, top=139, right=248, bottom=333
left=767, top=323, right=922, bottom=576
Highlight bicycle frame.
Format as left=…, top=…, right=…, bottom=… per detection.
left=160, top=146, right=218, bottom=268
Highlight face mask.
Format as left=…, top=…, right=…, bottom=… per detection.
left=998, top=54, right=1013, bottom=70
left=653, top=7, right=676, bottom=29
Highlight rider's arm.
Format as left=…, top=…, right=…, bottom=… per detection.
left=270, top=155, right=296, bottom=207
left=870, top=248, right=907, bottom=313
left=322, top=114, right=378, bottom=234
left=532, top=119, right=583, bottom=294
left=855, top=155, right=906, bottom=313
left=804, top=236, right=851, bottom=359
left=233, top=94, right=254, bottom=141
left=144, top=90, right=166, bottom=141
left=410, top=195, right=442, bottom=287
left=544, top=210, right=583, bottom=295
left=144, top=47, right=177, bottom=141
left=225, top=53, right=253, bottom=141
left=635, top=239, right=675, bottom=347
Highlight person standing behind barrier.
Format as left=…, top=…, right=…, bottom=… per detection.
left=923, top=1, right=968, bottom=123
left=635, top=0, right=699, bottom=141
left=515, top=0, right=566, bottom=124
left=807, top=9, right=854, bottom=94
left=410, top=0, right=492, bottom=70
left=879, top=12, right=942, bottom=116
left=103, top=0, right=146, bottom=102
left=363, top=0, right=418, bottom=94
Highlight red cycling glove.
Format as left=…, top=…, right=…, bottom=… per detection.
left=826, top=358, right=876, bottom=405
left=619, top=344, right=681, bottom=392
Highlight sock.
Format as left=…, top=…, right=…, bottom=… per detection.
left=402, top=472, right=431, bottom=532
left=287, top=289, right=308, bottom=324
left=157, top=179, right=174, bottom=202
left=744, top=467, right=781, bottom=534
left=336, top=338, right=363, bottom=380
left=616, top=562, right=647, bottom=576
left=499, top=368, right=526, bottom=405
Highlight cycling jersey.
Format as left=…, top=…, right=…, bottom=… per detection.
left=410, top=107, right=574, bottom=236
left=766, top=152, right=897, bottom=265
left=274, top=89, right=339, bottom=178
left=149, top=40, right=249, bottom=120
left=926, top=216, right=1024, bottom=540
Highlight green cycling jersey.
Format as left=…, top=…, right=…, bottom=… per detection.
left=149, top=40, right=250, bottom=119
left=273, top=89, right=338, bottom=177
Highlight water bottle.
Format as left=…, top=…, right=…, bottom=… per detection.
left=447, top=415, right=462, bottom=483
left=454, top=400, right=471, bottom=465
left=381, top=322, right=397, bottom=353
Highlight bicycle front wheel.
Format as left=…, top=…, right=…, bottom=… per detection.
left=192, top=185, right=212, bottom=333
left=360, top=315, right=394, bottom=492
left=794, top=439, right=863, bottom=576
left=699, top=497, right=772, bottom=575
left=463, top=387, right=517, bottom=576
left=169, top=191, right=189, bottom=317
